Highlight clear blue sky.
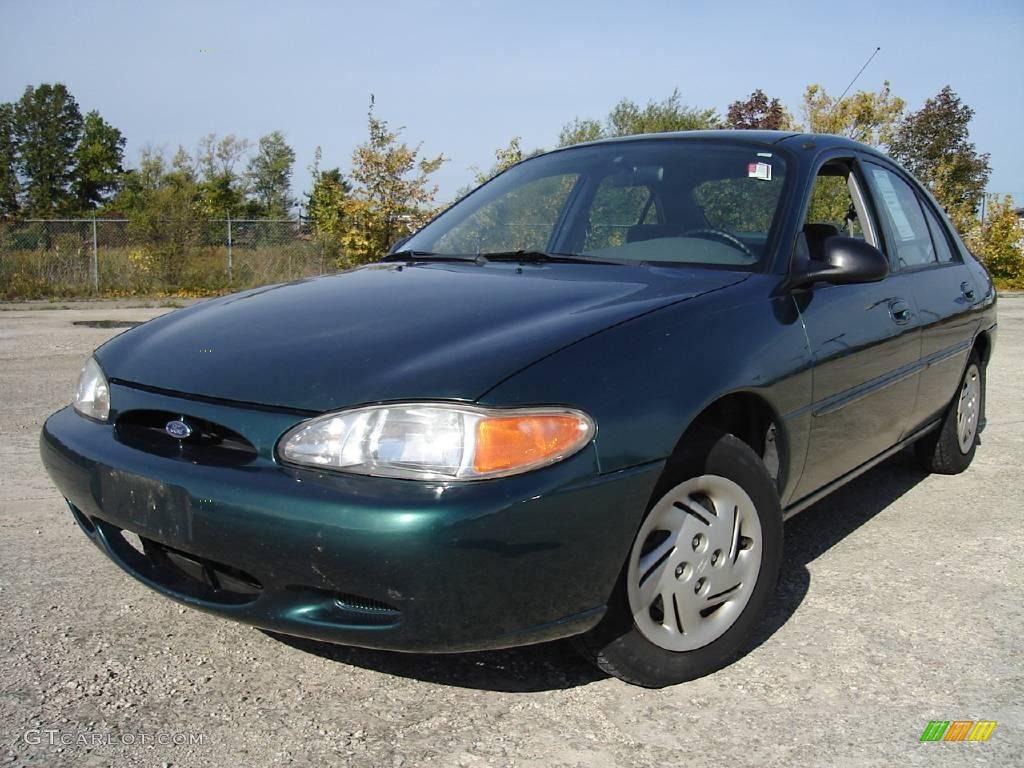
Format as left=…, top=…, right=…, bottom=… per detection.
left=3, top=0, right=1022, bottom=206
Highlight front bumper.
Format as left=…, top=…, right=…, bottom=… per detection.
left=40, top=387, right=662, bottom=652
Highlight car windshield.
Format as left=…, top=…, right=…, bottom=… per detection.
left=403, top=140, right=789, bottom=268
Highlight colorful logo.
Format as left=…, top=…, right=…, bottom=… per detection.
left=920, top=721, right=997, bottom=742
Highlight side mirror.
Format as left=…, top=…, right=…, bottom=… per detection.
left=791, top=236, right=889, bottom=289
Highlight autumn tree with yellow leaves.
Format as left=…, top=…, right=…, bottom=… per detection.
left=966, top=196, right=1024, bottom=288
left=801, top=80, right=905, bottom=147
left=338, top=99, right=445, bottom=266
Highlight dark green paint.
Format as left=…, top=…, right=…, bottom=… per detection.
left=41, top=133, right=997, bottom=652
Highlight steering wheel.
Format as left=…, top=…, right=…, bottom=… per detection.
left=681, top=228, right=755, bottom=260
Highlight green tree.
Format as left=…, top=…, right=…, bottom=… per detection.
left=558, top=118, right=604, bottom=148
left=469, top=136, right=549, bottom=188
left=0, top=103, right=19, bottom=217
left=304, top=147, right=351, bottom=261
left=473, top=136, right=525, bottom=185
left=559, top=89, right=720, bottom=147
left=171, top=145, right=197, bottom=178
left=196, top=133, right=251, bottom=217
left=607, top=90, right=720, bottom=135
left=450, top=137, right=544, bottom=201
left=117, top=146, right=203, bottom=286
left=889, top=86, right=991, bottom=232
left=246, top=130, right=296, bottom=218
left=13, top=83, right=83, bottom=215
left=965, top=195, right=1023, bottom=287
left=72, top=110, right=125, bottom=211
left=802, top=81, right=904, bottom=147
left=726, top=89, right=795, bottom=130
left=340, top=99, right=445, bottom=265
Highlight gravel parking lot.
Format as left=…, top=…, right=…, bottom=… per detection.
left=1, top=299, right=1021, bottom=767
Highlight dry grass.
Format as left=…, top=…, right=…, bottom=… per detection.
left=0, top=245, right=329, bottom=300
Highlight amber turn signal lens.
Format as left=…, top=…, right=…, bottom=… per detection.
left=473, top=414, right=592, bottom=474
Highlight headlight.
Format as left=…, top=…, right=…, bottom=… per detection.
left=278, top=403, right=595, bottom=480
left=73, top=357, right=110, bottom=422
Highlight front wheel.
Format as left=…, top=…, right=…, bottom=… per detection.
left=575, top=429, right=782, bottom=687
left=915, top=352, right=984, bottom=475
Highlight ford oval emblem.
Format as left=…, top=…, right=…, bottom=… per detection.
left=165, top=420, right=192, bottom=439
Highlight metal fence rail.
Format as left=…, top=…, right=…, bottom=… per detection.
left=0, top=217, right=329, bottom=299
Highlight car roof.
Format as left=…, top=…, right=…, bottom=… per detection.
left=572, top=129, right=888, bottom=159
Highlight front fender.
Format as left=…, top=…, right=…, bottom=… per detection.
left=478, top=275, right=814, bottom=506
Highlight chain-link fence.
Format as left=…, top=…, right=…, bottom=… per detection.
left=0, top=218, right=332, bottom=299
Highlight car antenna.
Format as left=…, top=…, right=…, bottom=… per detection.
left=828, top=46, right=882, bottom=117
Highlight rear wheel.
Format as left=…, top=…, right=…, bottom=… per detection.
left=575, top=429, right=782, bottom=687
left=915, top=352, right=984, bottom=475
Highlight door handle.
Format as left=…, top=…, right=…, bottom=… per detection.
left=961, top=281, right=976, bottom=301
left=889, top=299, right=912, bottom=325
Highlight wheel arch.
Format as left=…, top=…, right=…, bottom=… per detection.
left=972, top=328, right=993, bottom=368
left=655, top=391, right=788, bottom=501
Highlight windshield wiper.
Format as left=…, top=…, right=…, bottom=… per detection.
left=384, top=249, right=625, bottom=266
left=477, top=250, right=624, bottom=265
left=383, top=250, right=486, bottom=264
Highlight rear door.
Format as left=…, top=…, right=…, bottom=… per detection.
left=860, top=160, right=980, bottom=433
left=791, top=155, right=923, bottom=501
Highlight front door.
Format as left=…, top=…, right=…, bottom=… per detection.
left=791, top=157, right=922, bottom=501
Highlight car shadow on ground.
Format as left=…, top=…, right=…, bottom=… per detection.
left=741, top=447, right=929, bottom=657
left=266, top=449, right=930, bottom=692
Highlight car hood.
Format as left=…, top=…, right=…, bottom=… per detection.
left=97, top=262, right=748, bottom=412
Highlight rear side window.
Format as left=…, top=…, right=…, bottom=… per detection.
left=921, top=201, right=957, bottom=264
left=864, top=164, right=935, bottom=269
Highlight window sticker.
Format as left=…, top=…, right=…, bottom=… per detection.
left=748, top=161, right=772, bottom=181
left=871, top=168, right=916, bottom=241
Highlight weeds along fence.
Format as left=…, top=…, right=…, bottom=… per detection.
left=0, top=218, right=332, bottom=299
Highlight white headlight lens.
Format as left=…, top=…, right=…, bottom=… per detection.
left=73, top=357, right=110, bottom=422
left=278, top=403, right=594, bottom=480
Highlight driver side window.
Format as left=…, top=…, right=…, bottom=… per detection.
left=801, top=160, right=879, bottom=261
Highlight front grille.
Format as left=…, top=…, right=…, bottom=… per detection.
left=115, top=410, right=258, bottom=466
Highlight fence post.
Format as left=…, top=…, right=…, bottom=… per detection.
left=226, top=214, right=233, bottom=282
left=90, top=216, right=99, bottom=291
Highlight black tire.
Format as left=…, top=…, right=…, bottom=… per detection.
left=574, top=427, right=783, bottom=688
left=914, top=352, right=984, bottom=475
